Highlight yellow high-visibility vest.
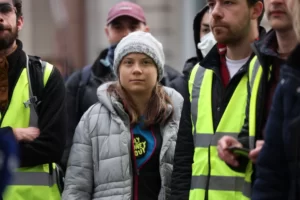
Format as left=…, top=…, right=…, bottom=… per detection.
left=188, top=64, right=252, bottom=200
left=3, top=56, right=61, bottom=200
left=242, top=55, right=272, bottom=195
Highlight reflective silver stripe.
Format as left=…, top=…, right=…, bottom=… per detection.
left=10, top=171, right=56, bottom=186
left=194, top=132, right=239, bottom=147
left=249, top=136, right=256, bottom=149
left=250, top=58, right=261, bottom=89
left=191, top=175, right=251, bottom=198
left=190, top=175, right=207, bottom=190
left=191, top=66, right=206, bottom=135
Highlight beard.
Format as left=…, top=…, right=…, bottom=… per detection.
left=213, top=24, right=250, bottom=45
left=0, top=23, right=18, bottom=51
left=212, top=13, right=251, bottom=45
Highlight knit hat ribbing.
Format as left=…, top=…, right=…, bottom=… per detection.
left=113, top=31, right=165, bottom=81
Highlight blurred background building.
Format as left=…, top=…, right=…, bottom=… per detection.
left=19, top=0, right=270, bottom=78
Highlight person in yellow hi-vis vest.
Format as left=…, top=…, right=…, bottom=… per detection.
left=217, top=0, right=298, bottom=198
left=0, top=1, right=67, bottom=200
left=170, top=0, right=265, bottom=199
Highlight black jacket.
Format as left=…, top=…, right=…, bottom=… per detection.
left=62, top=48, right=181, bottom=170
left=8, top=40, right=66, bottom=167
left=170, top=27, right=266, bottom=199
left=239, top=30, right=282, bottom=145
left=252, top=44, right=300, bottom=200
left=233, top=30, right=288, bottom=186
left=169, top=7, right=218, bottom=198
left=170, top=44, right=252, bottom=199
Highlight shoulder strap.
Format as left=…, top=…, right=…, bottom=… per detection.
left=76, top=64, right=92, bottom=114
left=24, top=55, right=39, bottom=127
left=24, top=55, right=49, bottom=127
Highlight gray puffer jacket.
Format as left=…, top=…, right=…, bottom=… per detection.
left=62, top=82, right=183, bottom=200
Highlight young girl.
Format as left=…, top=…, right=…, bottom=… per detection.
left=62, top=31, right=183, bottom=200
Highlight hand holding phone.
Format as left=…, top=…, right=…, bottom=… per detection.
left=227, top=146, right=250, bottom=157
left=217, top=136, right=244, bottom=167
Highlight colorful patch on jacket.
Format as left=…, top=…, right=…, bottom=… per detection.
left=132, top=122, right=156, bottom=169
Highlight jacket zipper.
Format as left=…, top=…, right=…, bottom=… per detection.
left=131, top=128, right=139, bottom=200
left=130, top=126, right=157, bottom=200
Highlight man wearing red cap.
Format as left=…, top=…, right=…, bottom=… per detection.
left=62, top=1, right=181, bottom=171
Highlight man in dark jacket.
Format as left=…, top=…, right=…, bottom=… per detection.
left=251, top=44, right=300, bottom=200
left=221, top=0, right=299, bottom=198
left=0, top=128, right=18, bottom=198
left=62, top=1, right=181, bottom=170
left=170, top=0, right=265, bottom=198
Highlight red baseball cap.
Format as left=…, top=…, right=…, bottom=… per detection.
left=106, top=1, right=146, bottom=25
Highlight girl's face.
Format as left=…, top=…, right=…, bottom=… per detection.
left=119, top=53, right=158, bottom=95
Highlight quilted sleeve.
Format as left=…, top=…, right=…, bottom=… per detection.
left=62, top=106, right=95, bottom=200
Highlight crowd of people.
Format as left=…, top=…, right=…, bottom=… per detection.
left=0, top=0, right=300, bottom=199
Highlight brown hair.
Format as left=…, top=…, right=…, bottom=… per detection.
left=107, top=83, right=174, bottom=127
left=13, top=0, right=22, bottom=18
left=247, top=0, right=264, bottom=25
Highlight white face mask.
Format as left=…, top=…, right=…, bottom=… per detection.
left=197, top=32, right=216, bottom=57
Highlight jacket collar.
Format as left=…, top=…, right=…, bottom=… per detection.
left=91, top=49, right=114, bottom=78
left=253, top=29, right=278, bottom=58
left=200, top=26, right=266, bottom=71
left=287, top=44, right=300, bottom=68
left=199, top=43, right=250, bottom=76
left=199, top=44, right=220, bottom=71
left=96, top=82, right=179, bottom=123
left=7, top=39, right=25, bottom=69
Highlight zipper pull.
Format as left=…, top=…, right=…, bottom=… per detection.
left=136, top=169, right=140, bottom=176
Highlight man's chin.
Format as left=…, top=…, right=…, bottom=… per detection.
left=214, top=36, right=230, bottom=45
left=271, top=21, right=293, bottom=32
left=0, top=34, right=18, bottom=50
left=0, top=40, right=15, bottom=50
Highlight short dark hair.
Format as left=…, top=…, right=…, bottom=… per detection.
left=12, top=0, right=22, bottom=18
left=247, top=0, right=264, bottom=24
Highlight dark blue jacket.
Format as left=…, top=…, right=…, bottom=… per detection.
left=0, top=127, right=18, bottom=198
left=252, top=44, right=300, bottom=200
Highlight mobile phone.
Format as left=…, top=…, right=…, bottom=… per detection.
left=227, top=146, right=250, bottom=157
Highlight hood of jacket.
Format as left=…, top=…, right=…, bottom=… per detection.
left=182, top=5, right=210, bottom=76
left=96, top=82, right=184, bottom=123
left=251, top=29, right=277, bottom=68
left=193, top=5, right=210, bottom=61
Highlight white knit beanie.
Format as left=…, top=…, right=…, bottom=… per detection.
left=114, top=31, right=165, bottom=81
